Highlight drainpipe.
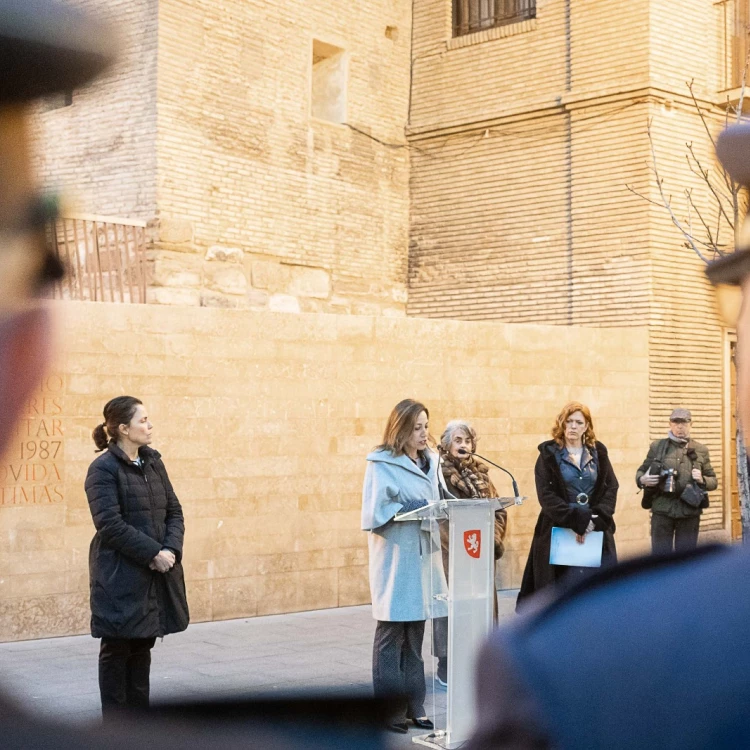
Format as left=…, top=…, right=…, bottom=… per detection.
left=564, top=0, right=573, bottom=325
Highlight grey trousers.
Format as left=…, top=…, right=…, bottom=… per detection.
left=432, top=617, right=448, bottom=660
left=651, top=513, right=700, bottom=555
left=372, top=620, right=426, bottom=722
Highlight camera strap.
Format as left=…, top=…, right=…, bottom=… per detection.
left=655, top=438, right=670, bottom=467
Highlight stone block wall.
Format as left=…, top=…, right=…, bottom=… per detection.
left=0, top=302, right=649, bottom=641
left=152, top=0, right=413, bottom=313
left=29, top=0, right=413, bottom=314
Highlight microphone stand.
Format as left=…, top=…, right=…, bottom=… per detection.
left=459, top=449, right=521, bottom=499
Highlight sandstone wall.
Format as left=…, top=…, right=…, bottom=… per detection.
left=0, top=302, right=649, bottom=641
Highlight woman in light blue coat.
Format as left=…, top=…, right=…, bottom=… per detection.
left=362, top=399, right=448, bottom=734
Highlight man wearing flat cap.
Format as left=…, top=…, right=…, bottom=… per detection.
left=636, top=408, right=716, bottom=554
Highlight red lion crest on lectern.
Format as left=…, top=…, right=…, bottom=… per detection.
left=463, top=530, right=481, bottom=559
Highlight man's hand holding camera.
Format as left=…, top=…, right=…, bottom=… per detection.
left=639, top=468, right=659, bottom=488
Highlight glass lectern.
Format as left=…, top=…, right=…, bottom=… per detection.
left=394, top=495, right=523, bottom=749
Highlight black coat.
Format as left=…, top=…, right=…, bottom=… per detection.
left=518, top=440, right=618, bottom=606
left=85, top=441, right=189, bottom=639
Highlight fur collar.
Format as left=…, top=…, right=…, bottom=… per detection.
left=439, top=450, right=493, bottom=498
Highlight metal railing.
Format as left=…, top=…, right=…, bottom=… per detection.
left=46, top=215, right=148, bottom=303
left=453, top=0, right=536, bottom=37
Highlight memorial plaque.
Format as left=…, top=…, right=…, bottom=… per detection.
left=1, top=374, right=64, bottom=505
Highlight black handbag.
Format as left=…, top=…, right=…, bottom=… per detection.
left=681, top=446, right=710, bottom=510
left=680, top=481, right=708, bottom=509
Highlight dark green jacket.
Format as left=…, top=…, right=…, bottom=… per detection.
left=635, top=438, right=717, bottom=518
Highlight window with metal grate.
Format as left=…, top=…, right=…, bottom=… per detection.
left=452, top=0, right=536, bottom=38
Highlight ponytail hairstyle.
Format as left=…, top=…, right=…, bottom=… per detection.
left=92, top=396, right=143, bottom=452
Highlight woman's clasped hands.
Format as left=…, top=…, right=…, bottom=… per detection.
left=575, top=518, right=597, bottom=545
left=149, top=548, right=175, bottom=573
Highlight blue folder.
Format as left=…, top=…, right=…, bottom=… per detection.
left=549, top=527, right=604, bottom=568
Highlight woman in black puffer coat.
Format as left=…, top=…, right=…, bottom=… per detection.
left=85, top=396, right=189, bottom=719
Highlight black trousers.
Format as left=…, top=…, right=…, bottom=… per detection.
left=373, top=620, right=426, bottom=722
left=99, top=637, right=156, bottom=720
left=432, top=617, right=448, bottom=660
left=651, top=513, right=700, bottom=555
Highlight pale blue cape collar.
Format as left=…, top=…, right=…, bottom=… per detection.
left=366, top=447, right=437, bottom=482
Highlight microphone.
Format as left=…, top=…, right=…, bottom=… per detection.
left=457, top=448, right=521, bottom=499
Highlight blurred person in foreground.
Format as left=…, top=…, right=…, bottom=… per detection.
left=466, top=128, right=750, bottom=750
left=0, top=2, right=387, bottom=748
left=636, top=408, right=716, bottom=554
left=433, top=419, right=507, bottom=685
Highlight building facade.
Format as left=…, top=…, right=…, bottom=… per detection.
left=34, top=0, right=413, bottom=315
left=408, top=0, right=745, bottom=536
left=4, top=0, right=744, bottom=639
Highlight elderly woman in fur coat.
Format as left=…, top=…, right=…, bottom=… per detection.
left=433, top=420, right=508, bottom=686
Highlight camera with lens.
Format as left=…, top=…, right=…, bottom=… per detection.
left=659, top=467, right=679, bottom=495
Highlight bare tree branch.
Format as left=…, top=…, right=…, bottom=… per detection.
left=684, top=143, right=735, bottom=231
left=640, top=120, right=712, bottom=263
left=685, top=188, right=721, bottom=255
left=694, top=76, right=739, bottom=196
left=687, top=79, right=718, bottom=150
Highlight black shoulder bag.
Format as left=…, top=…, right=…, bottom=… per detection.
left=681, top=446, right=709, bottom=509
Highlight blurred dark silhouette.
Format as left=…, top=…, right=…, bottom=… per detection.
left=0, top=2, right=390, bottom=747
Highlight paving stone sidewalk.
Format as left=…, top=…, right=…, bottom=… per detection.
left=0, top=594, right=517, bottom=748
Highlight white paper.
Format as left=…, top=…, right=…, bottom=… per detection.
left=549, top=527, right=604, bottom=568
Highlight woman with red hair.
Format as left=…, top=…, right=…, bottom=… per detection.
left=517, top=401, right=619, bottom=608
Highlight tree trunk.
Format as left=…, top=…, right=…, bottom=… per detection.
left=737, top=424, right=750, bottom=543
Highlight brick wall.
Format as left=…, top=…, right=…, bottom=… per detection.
left=30, top=0, right=158, bottom=220
left=30, top=0, right=413, bottom=314
left=408, top=0, right=653, bottom=322
left=150, top=0, right=413, bottom=312
left=407, top=0, right=732, bottom=535
left=409, top=115, right=572, bottom=322
left=0, top=302, right=649, bottom=641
